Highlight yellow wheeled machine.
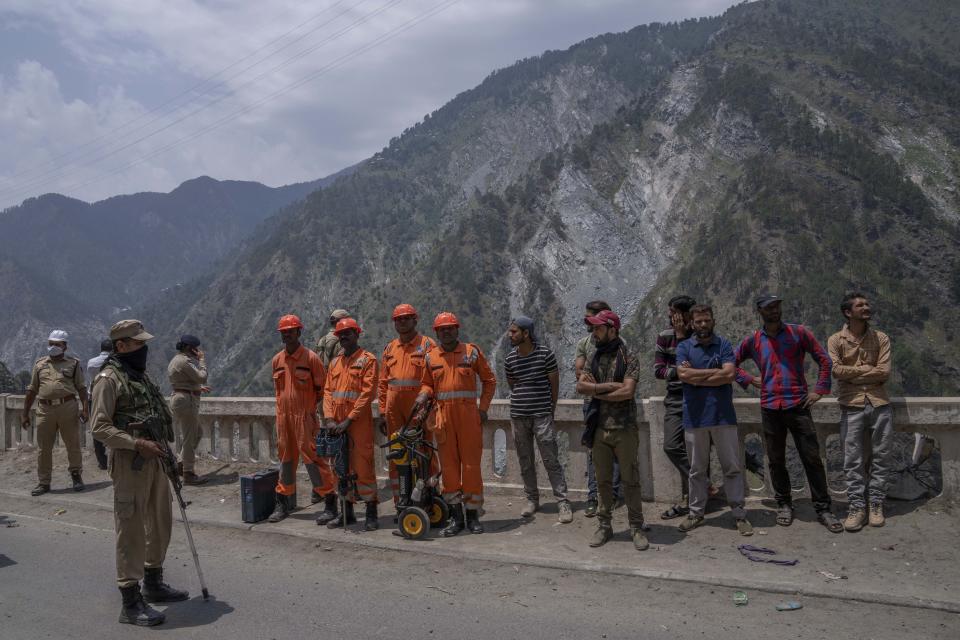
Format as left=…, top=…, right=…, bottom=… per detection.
left=382, top=399, right=447, bottom=539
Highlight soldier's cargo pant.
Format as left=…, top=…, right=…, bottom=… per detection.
left=170, top=391, right=202, bottom=473
left=510, top=414, right=568, bottom=502
left=110, top=449, right=172, bottom=588
left=435, top=400, right=483, bottom=510
left=36, top=397, right=82, bottom=484
left=592, top=426, right=644, bottom=527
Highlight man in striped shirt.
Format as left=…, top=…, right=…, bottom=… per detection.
left=504, top=316, right=572, bottom=523
left=734, top=294, right=841, bottom=533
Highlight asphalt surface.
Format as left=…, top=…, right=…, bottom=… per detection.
left=1, top=496, right=957, bottom=640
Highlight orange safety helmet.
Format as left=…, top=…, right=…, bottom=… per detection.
left=277, top=314, right=304, bottom=331
left=433, top=311, right=460, bottom=330
left=392, top=303, right=418, bottom=320
left=333, top=317, right=362, bottom=336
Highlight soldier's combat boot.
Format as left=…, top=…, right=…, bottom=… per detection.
left=31, top=483, right=50, bottom=496
left=315, top=494, right=338, bottom=525
left=182, top=471, right=208, bottom=485
left=327, top=501, right=356, bottom=529
left=268, top=493, right=291, bottom=523
left=118, top=584, right=165, bottom=626
left=142, top=567, right=189, bottom=602
left=465, top=509, right=484, bottom=534
left=71, top=471, right=85, bottom=492
left=364, top=501, right=379, bottom=531
left=439, top=503, right=465, bottom=538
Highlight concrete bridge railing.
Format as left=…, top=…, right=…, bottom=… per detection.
left=2, top=395, right=957, bottom=501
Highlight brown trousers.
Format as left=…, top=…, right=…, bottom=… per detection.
left=35, top=398, right=82, bottom=484
left=110, top=449, right=172, bottom=587
left=170, top=392, right=202, bottom=473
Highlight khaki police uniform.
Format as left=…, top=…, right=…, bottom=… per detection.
left=28, top=355, right=85, bottom=484
left=167, top=352, right=207, bottom=473
left=91, top=321, right=174, bottom=589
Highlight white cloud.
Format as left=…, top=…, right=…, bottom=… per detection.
left=0, top=0, right=739, bottom=207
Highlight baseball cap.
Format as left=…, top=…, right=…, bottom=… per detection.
left=585, top=309, right=621, bottom=330
left=755, top=294, right=782, bottom=309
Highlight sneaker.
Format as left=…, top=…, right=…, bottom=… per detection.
left=557, top=501, right=573, bottom=524
left=678, top=514, right=704, bottom=532
left=631, top=526, right=649, bottom=551
left=868, top=502, right=885, bottom=528
left=589, top=525, right=613, bottom=548
left=736, top=518, right=754, bottom=537
left=520, top=500, right=539, bottom=518
left=584, top=499, right=598, bottom=518
left=844, top=507, right=867, bottom=532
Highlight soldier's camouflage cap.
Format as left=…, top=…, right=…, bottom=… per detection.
left=110, top=319, right=154, bottom=342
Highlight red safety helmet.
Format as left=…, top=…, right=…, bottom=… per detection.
left=333, top=317, right=362, bottom=336
left=433, top=311, right=460, bottom=330
left=392, top=303, right=418, bottom=320
left=277, top=314, right=304, bottom=331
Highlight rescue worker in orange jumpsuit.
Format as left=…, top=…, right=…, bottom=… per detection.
left=415, top=312, right=496, bottom=536
left=375, top=304, right=438, bottom=515
left=321, top=318, right=380, bottom=530
left=269, top=314, right=335, bottom=523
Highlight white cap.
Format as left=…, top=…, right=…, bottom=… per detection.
left=48, top=329, right=69, bottom=343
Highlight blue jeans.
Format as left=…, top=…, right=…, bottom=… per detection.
left=586, top=450, right=621, bottom=501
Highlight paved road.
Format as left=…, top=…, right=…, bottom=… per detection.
left=1, top=497, right=956, bottom=640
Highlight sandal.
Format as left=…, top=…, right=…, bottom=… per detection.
left=776, top=504, right=794, bottom=527
left=817, top=510, right=843, bottom=534
left=661, top=504, right=689, bottom=520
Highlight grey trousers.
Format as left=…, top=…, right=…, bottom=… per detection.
left=511, top=415, right=568, bottom=502
left=685, top=426, right=745, bottom=519
left=840, top=401, right=895, bottom=508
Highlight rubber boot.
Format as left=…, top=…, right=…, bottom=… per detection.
left=71, top=471, right=85, bottom=492
left=268, top=493, right=291, bottom=523
left=364, top=501, right=379, bottom=531
left=315, top=494, right=338, bottom=526
left=439, top=503, right=465, bottom=538
left=142, top=567, right=189, bottom=602
left=327, top=501, right=357, bottom=529
left=465, top=509, right=484, bottom=534
left=118, top=584, right=165, bottom=626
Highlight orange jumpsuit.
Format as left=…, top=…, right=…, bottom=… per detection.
left=271, top=345, right=335, bottom=498
left=379, top=334, right=437, bottom=504
left=324, top=348, right=379, bottom=503
left=419, top=342, right=496, bottom=510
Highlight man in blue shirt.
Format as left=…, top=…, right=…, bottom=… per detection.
left=676, top=304, right=752, bottom=536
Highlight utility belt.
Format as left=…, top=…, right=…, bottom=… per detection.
left=173, top=388, right=201, bottom=396
left=37, top=396, right=76, bottom=406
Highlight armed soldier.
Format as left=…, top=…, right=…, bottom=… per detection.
left=21, top=329, right=88, bottom=495
left=90, top=320, right=189, bottom=626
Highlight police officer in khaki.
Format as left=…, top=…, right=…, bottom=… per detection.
left=167, top=334, right=210, bottom=485
left=316, top=308, right=350, bottom=367
left=91, top=320, right=188, bottom=626
left=21, top=329, right=88, bottom=495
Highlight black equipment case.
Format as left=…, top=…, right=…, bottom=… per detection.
left=240, top=468, right=279, bottom=523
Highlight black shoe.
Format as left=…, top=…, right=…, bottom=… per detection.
left=584, top=499, right=598, bottom=518
left=268, top=493, right=291, bottom=523
left=311, top=491, right=322, bottom=504
left=465, top=509, right=484, bottom=534
left=182, top=472, right=208, bottom=485
left=118, top=585, right=165, bottom=626
left=327, top=501, right=357, bottom=529
left=315, top=494, right=338, bottom=525
left=364, top=501, right=379, bottom=531
left=71, top=471, right=85, bottom=492
left=142, top=567, right=189, bottom=603
left=439, top=503, right=465, bottom=538
left=31, top=484, right=50, bottom=497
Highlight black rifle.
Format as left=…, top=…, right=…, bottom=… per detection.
left=132, top=416, right=210, bottom=600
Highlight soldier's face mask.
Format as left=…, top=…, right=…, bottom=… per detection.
left=47, top=342, right=66, bottom=357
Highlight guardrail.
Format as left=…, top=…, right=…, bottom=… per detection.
left=2, top=395, right=955, bottom=501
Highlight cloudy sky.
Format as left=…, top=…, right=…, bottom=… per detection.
left=0, top=0, right=738, bottom=209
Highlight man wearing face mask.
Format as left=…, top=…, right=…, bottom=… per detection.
left=167, top=335, right=211, bottom=485
left=21, top=329, right=88, bottom=496
left=90, top=320, right=188, bottom=626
